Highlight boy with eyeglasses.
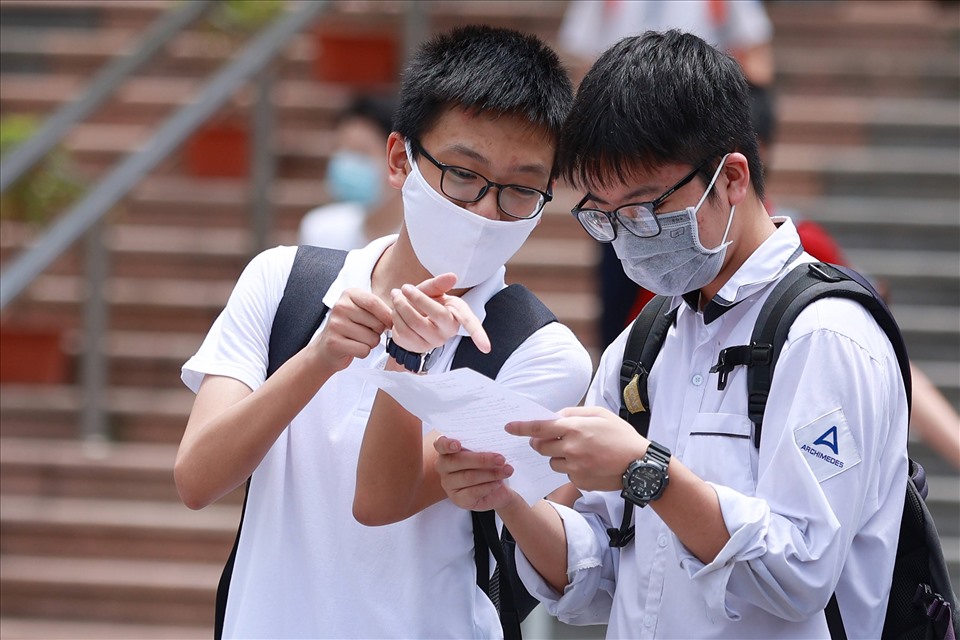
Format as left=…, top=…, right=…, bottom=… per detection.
left=175, top=25, right=591, bottom=639
left=432, top=30, right=908, bottom=638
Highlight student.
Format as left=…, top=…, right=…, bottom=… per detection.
left=175, top=25, right=591, bottom=639
left=299, top=94, right=403, bottom=251
left=434, top=30, right=909, bottom=638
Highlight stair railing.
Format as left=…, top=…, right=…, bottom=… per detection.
left=0, top=0, right=330, bottom=442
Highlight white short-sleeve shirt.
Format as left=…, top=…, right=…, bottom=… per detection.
left=182, top=236, right=593, bottom=639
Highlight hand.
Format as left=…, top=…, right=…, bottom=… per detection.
left=390, top=273, right=491, bottom=354
left=433, top=436, right=516, bottom=511
left=506, top=406, right=647, bottom=492
left=313, top=288, right=393, bottom=372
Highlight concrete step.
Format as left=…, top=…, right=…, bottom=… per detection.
left=0, top=554, right=218, bottom=626
left=0, top=0, right=167, bottom=32
left=843, top=248, right=960, bottom=306
left=774, top=95, right=960, bottom=149
left=775, top=196, right=960, bottom=253
left=774, top=45, right=960, bottom=99
left=0, top=73, right=353, bottom=131
left=0, top=494, right=238, bottom=562
left=0, top=384, right=192, bottom=444
left=0, top=617, right=209, bottom=640
left=0, top=436, right=241, bottom=505
left=0, top=436, right=181, bottom=501
left=767, top=0, right=959, bottom=47
left=768, top=144, right=960, bottom=200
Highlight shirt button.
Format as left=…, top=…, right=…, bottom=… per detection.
left=658, top=535, right=668, bottom=548
left=644, top=614, right=656, bottom=628
left=691, top=373, right=704, bottom=386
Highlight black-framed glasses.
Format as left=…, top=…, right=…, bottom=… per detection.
left=411, top=140, right=551, bottom=220
left=571, top=162, right=705, bottom=242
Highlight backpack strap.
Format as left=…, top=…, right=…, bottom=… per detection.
left=267, top=246, right=349, bottom=376
left=746, top=262, right=912, bottom=448
left=215, top=245, right=347, bottom=640
left=608, top=295, right=677, bottom=548
left=452, top=283, right=557, bottom=640
left=618, top=294, right=677, bottom=436
left=716, top=261, right=913, bottom=640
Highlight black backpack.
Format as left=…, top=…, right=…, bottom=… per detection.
left=615, top=261, right=959, bottom=640
left=214, top=245, right=543, bottom=640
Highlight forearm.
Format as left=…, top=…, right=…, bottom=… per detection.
left=652, top=457, right=730, bottom=564
left=175, top=345, right=336, bottom=509
left=498, top=493, right=569, bottom=593
left=909, top=363, right=960, bottom=469
left=354, top=360, right=445, bottom=525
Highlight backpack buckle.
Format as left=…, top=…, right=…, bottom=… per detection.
left=808, top=262, right=843, bottom=283
left=607, top=525, right=635, bottom=548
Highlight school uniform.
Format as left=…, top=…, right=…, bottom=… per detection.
left=517, top=219, right=908, bottom=638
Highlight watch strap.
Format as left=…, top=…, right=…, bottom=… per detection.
left=386, top=336, right=433, bottom=373
left=644, top=441, right=672, bottom=467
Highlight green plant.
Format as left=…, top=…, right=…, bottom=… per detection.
left=206, top=0, right=285, bottom=36
left=0, top=114, right=84, bottom=225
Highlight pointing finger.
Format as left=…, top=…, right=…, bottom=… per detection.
left=416, top=273, right=458, bottom=298
left=448, top=299, right=491, bottom=354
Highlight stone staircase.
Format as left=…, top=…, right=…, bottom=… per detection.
left=0, top=1, right=957, bottom=637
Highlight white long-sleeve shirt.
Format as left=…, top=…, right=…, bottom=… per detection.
left=518, top=219, right=908, bottom=639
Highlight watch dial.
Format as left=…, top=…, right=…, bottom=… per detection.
left=629, top=466, right=661, bottom=496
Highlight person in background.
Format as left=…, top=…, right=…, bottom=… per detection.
left=299, top=94, right=403, bottom=250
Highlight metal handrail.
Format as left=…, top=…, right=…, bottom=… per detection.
left=0, top=0, right=212, bottom=193
left=0, top=0, right=328, bottom=310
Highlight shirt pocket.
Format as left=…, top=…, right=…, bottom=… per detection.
left=679, top=413, right=757, bottom=496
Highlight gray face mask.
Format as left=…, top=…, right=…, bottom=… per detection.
left=612, top=155, right=735, bottom=296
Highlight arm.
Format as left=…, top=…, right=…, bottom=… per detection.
left=506, top=406, right=730, bottom=564
left=354, top=275, right=491, bottom=525
left=176, top=286, right=392, bottom=509
left=432, top=435, right=570, bottom=593
left=909, top=362, right=960, bottom=469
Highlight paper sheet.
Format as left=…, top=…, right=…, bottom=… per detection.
left=351, top=367, right=566, bottom=504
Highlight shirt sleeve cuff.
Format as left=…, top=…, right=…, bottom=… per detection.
left=675, top=483, right=770, bottom=621
left=516, top=501, right=614, bottom=625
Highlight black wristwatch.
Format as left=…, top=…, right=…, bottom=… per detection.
left=385, top=336, right=437, bottom=374
left=621, top=441, right=671, bottom=508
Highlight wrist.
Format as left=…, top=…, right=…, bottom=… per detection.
left=496, top=489, right=531, bottom=524
left=385, top=335, right=438, bottom=374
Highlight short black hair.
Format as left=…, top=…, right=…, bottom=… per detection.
left=394, top=25, right=573, bottom=175
left=558, top=30, right=765, bottom=200
left=339, top=94, right=398, bottom=139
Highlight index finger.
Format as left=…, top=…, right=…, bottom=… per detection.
left=505, top=418, right=562, bottom=439
left=448, top=299, right=491, bottom=354
left=416, top=273, right=458, bottom=298
left=350, top=290, right=394, bottom=329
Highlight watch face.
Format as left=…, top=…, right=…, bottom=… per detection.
left=628, top=465, right=663, bottom=499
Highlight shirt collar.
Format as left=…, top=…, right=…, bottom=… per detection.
left=681, top=216, right=804, bottom=324
left=321, top=234, right=506, bottom=336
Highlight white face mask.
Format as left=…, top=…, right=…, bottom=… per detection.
left=612, top=154, right=735, bottom=296
left=401, top=143, right=538, bottom=288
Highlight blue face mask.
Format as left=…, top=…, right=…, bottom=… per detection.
left=325, top=151, right=384, bottom=208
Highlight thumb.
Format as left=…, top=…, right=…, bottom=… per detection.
left=417, top=273, right=458, bottom=298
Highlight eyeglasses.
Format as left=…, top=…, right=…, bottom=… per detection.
left=571, top=162, right=706, bottom=242
left=411, top=141, right=551, bottom=220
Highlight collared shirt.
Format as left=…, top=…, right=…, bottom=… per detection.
left=517, top=218, right=909, bottom=639
left=183, top=236, right=593, bottom=639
